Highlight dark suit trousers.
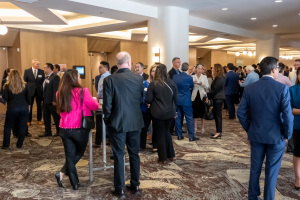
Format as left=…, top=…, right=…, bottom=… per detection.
left=29, top=90, right=42, bottom=122
left=43, top=103, right=60, bottom=135
left=152, top=117, right=175, bottom=161
left=109, top=129, right=140, bottom=190
left=213, top=99, right=223, bottom=133
left=60, top=128, right=89, bottom=187
left=176, top=105, right=195, bottom=139
left=225, top=95, right=236, bottom=119
left=249, top=141, right=285, bottom=200
left=140, top=109, right=151, bottom=149
left=3, top=107, right=29, bottom=148
left=95, top=113, right=103, bottom=145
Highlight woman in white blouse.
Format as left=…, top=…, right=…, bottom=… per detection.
left=191, top=64, right=209, bottom=133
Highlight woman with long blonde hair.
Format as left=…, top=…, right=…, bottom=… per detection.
left=2, top=69, right=30, bottom=149
left=207, top=64, right=225, bottom=139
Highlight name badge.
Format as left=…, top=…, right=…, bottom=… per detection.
left=45, top=80, right=50, bottom=83
left=38, top=75, right=42, bottom=78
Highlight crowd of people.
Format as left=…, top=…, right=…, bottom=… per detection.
left=0, top=52, right=299, bottom=199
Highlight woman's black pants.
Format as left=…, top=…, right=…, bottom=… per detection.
left=213, top=99, right=224, bottom=133
left=60, top=128, right=89, bottom=187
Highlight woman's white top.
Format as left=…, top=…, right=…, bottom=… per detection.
left=191, top=74, right=209, bottom=101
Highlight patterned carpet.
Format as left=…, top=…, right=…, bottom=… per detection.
left=0, top=103, right=299, bottom=200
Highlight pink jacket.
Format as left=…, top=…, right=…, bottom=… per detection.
left=59, top=87, right=99, bottom=129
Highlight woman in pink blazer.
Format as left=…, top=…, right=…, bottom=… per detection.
left=55, top=69, right=99, bottom=190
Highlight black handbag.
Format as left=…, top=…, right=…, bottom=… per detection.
left=81, top=88, right=95, bottom=129
left=203, top=96, right=214, bottom=120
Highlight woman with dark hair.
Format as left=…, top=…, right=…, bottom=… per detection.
left=207, top=64, right=225, bottom=139
left=1, top=68, right=12, bottom=94
left=2, top=70, right=30, bottom=149
left=290, top=67, right=300, bottom=190
left=145, top=64, right=177, bottom=164
left=55, top=69, right=98, bottom=190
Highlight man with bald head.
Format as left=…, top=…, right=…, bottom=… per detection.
left=103, top=51, right=144, bottom=197
left=24, top=59, right=45, bottom=126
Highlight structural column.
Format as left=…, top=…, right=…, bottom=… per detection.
left=256, top=34, right=279, bottom=63
left=148, top=6, right=189, bottom=70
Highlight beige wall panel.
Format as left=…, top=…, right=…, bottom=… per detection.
left=20, top=30, right=46, bottom=74
left=88, top=38, right=119, bottom=53
left=228, top=52, right=256, bottom=67
left=120, top=41, right=147, bottom=70
left=198, top=51, right=211, bottom=69
left=7, top=33, right=21, bottom=72
left=107, top=42, right=120, bottom=67
left=67, top=36, right=89, bottom=89
left=189, top=47, right=197, bottom=68
left=211, top=50, right=228, bottom=67
left=45, top=33, right=68, bottom=64
left=0, top=48, right=8, bottom=83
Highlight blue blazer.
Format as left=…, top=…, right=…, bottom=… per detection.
left=172, top=72, right=194, bottom=106
left=237, top=76, right=293, bottom=144
left=224, top=71, right=239, bottom=95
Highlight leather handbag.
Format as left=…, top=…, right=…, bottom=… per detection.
left=81, top=88, right=95, bottom=129
left=203, top=96, right=214, bottom=120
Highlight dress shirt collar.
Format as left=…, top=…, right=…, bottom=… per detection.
left=46, top=72, right=53, bottom=78
left=263, top=75, right=274, bottom=79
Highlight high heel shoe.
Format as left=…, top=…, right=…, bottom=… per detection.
left=210, top=133, right=222, bottom=139
left=295, top=185, right=300, bottom=190
left=55, top=172, right=63, bottom=187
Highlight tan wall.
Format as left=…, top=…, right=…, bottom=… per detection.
left=19, top=30, right=90, bottom=89
left=0, top=48, right=8, bottom=84
left=211, top=50, right=228, bottom=67
left=189, top=47, right=197, bottom=68
left=7, top=33, right=21, bottom=72
left=107, top=42, right=120, bottom=67
left=197, top=51, right=211, bottom=69
left=120, top=40, right=148, bottom=73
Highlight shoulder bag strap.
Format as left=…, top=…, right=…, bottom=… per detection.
left=163, top=81, right=173, bottom=95
left=81, top=88, right=84, bottom=117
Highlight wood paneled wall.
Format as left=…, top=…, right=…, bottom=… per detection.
left=189, top=48, right=197, bottom=68
left=20, top=30, right=90, bottom=89
left=197, top=49, right=211, bottom=69
left=107, top=42, right=120, bottom=67
left=89, top=52, right=107, bottom=97
left=0, top=48, right=7, bottom=84
left=7, top=33, right=21, bottom=72
left=227, top=52, right=256, bottom=67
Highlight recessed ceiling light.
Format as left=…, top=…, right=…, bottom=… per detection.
left=251, top=18, right=257, bottom=20
left=273, top=25, right=278, bottom=27
left=275, top=0, right=282, bottom=2
left=222, top=8, right=228, bottom=11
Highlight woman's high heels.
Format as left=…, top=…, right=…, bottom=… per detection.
left=55, top=172, right=63, bottom=187
left=210, top=133, right=222, bottom=139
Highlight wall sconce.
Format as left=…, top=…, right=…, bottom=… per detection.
left=152, top=47, right=160, bottom=63
left=0, top=19, right=8, bottom=35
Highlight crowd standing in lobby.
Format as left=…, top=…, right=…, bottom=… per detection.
left=1, top=52, right=300, bottom=199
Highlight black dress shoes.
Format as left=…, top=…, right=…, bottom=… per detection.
left=73, top=183, right=80, bottom=190
left=170, top=132, right=177, bottom=136
left=55, top=172, right=63, bottom=187
left=126, top=184, right=140, bottom=193
left=26, top=133, right=32, bottom=137
left=1, top=146, right=10, bottom=150
left=111, top=189, right=125, bottom=197
left=178, top=136, right=184, bottom=140
left=189, top=137, right=200, bottom=142
left=210, top=133, right=222, bottom=139
left=295, top=185, right=300, bottom=190
left=39, top=133, right=52, bottom=137
left=53, top=133, right=60, bottom=137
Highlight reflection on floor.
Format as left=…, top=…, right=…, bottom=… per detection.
left=0, top=110, right=299, bottom=200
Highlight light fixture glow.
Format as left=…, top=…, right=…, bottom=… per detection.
left=235, top=52, right=240, bottom=56
left=251, top=18, right=257, bottom=20
left=243, top=51, right=247, bottom=55
left=222, top=8, right=228, bottom=11
left=152, top=47, right=160, bottom=54
left=273, top=25, right=278, bottom=27
left=248, top=51, right=253, bottom=57
left=153, top=56, right=159, bottom=63
left=0, top=19, right=8, bottom=35
left=254, top=52, right=256, bottom=56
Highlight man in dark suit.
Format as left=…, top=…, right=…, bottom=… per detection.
left=168, top=57, right=181, bottom=135
left=24, top=59, right=45, bottom=126
left=135, top=62, right=149, bottom=81
left=237, top=56, right=293, bottom=200
left=172, top=62, right=198, bottom=141
left=224, top=63, right=239, bottom=119
left=39, top=63, right=60, bottom=137
left=103, top=51, right=144, bottom=197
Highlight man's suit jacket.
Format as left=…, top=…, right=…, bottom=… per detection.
left=224, top=71, right=239, bottom=95
left=24, top=68, right=45, bottom=97
left=168, top=67, right=181, bottom=80
left=172, top=72, right=194, bottom=106
left=43, top=73, right=60, bottom=104
left=237, top=76, right=293, bottom=144
left=142, top=73, right=149, bottom=81
left=103, top=68, right=144, bottom=133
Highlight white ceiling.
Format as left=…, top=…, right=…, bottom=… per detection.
left=1, top=0, right=300, bottom=56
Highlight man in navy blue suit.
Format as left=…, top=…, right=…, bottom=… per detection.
left=172, top=62, right=199, bottom=141
left=225, top=63, right=239, bottom=119
left=237, top=56, right=293, bottom=200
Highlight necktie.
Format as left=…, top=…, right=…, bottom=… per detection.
left=34, top=69, right=37, bottom=79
